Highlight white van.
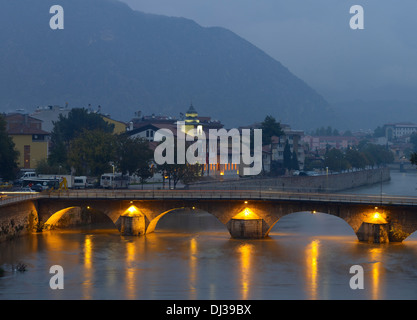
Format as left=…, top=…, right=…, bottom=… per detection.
left=73, top=176, right=88, bottom=189
left=22, top=172, right=37, bottom=179
left=100, top=173, right=129, bottom=189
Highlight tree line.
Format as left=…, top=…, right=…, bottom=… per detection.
left=306, top=142, right=394, bottom=172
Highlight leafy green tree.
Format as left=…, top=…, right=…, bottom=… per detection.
left=35, top=159, right=66, bottom=175
left=359, top=142, right=394, bottom=168
left=68, top=129, right=117, bottom=176
left=49, top=108, right=115, bottom=167
left=260, top=115, right=284, bottom=146
left=345, top=148, right=367, bottom=170
left=324, top=148, right=349, bottom=172
left=115, top=135, right=153, bottom=176
left=136, top=166, right=153, bottom=189
left=0, top=115, right=19, bottom=180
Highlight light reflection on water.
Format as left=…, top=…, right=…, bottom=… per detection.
left=1, top=211, right=417, bottom=300
left=1, top=171, right=417, bottom=299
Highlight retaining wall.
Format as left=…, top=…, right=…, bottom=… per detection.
left=188, top=168, right=391, bottom=193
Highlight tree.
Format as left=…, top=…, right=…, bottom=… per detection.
left=359, top=142, right=394, bottom=168
left=312, top=126, right=341, bottom=137
left=283, top=140, right=292, bottom=171
left=68, top=129, right=117, bottom=176
left=410, top=152, right=417, bottom=166
left=261, top=115, right=284, bottom=146
left=291, top=150, right=300, bottom=171
left=35, top=159, right=65, bottom=175
left=373, top=126, right=385, bottom=138
left=49, top=108, right=115, bottom=167
left=0, top=115, right=19, bottom=180
left=345, top=148, right=367, bottom=170
left=155, top=137, right=202, bottom=189
left=324, top=148, right=349, bottom=172
left=115, top=134, right=154, bottom=188
left=136, top=166, right=153, bottom=189
left=115, top=135, right=153, bottom=176
left=410, top=132, right=417, bottom=152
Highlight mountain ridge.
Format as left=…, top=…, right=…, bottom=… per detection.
left=0, top=0, right=333, bottom=129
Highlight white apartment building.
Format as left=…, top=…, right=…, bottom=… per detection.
left=384, top=122, right=417, bottom=141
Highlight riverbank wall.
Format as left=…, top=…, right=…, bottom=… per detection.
left=0, top=200, right=37, bottom=242
left=187, top=168, right=391, bottom=193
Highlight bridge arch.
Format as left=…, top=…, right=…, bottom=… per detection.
left=146, top=207, right=227, bottom=234
left=44, top=206, right=116, bottom=230
left=268, top=210, right=358, bottom=238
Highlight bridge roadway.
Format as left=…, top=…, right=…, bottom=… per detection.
left=2, top=189, right=416, bottom=205
left=2, top=189, right=417, bottom=243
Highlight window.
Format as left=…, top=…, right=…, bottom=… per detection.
left=32, top=134, right=45, bottom=142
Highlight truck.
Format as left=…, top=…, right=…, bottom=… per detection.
left=38, top=174, right=74, bottom=189
left=73, top=176, right=94, bottom=189
left=22, top=178, right=60, bottom=190
left=100, top=173, right=129, bottom=189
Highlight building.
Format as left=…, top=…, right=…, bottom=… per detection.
left=302, top=135, right=359, bottom=151
left=100, top=115, right=127, bottom=134
left=5, top=113, right=50, bottom=169
left=31, top=105, right=71, bottom=132
left=126, top=104, right=236, bottom=179
left=127, top=123, right=178, bottom=142
left=383, top=122, right=417, bottom=141
left=241, top=123, right=305, bottom=173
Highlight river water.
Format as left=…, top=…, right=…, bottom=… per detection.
left=1, top=170, right=417, bottom=300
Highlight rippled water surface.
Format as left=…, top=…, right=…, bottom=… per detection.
left=1, top=170, right=417, bottom=300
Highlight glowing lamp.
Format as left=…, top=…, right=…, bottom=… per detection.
left=123, top=205, right=142, bottom=217
left=366, top=209, right=387, bottom=224
left=232, top=208, right=261, bottom=220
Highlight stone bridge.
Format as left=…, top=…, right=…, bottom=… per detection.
left=1, top=189, right=417, bottom=243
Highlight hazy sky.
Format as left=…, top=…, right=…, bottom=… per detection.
left=120, top=0, right=417, bottom=103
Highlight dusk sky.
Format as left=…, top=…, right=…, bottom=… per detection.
left=121, top=0, right=417, bottom=103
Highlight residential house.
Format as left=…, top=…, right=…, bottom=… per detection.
left=5, top=113, right=50, bottom=169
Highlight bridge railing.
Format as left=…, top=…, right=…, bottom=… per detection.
left=33, top=189, right=417, bottom=206
left=0, top=193, right=42, bottom=206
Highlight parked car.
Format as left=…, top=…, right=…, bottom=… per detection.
left=30, top=184, right=44, bottom=192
